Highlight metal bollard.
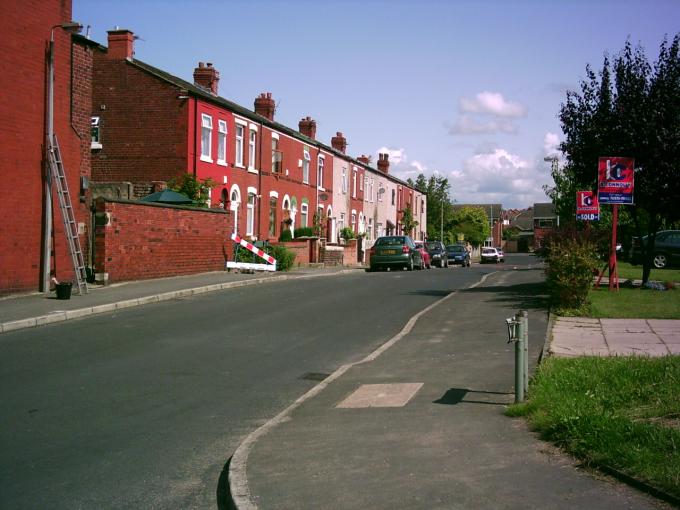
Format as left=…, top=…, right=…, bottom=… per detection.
left=505, top=313, right=525, bottom=403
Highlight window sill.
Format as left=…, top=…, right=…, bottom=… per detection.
left=90, top=142, right=103, bottom=150
left=217, top=160, right=228, bottom=167
left=247, top=167, right=259, bottom=174
left=234, top=163, right=246, bottom=169
left=200, top=155, right=213, bottom=163
left=317, top=186, right=325, bottom=191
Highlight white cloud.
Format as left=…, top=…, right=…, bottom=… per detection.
left=448, top=148, right=551, bottom=209
left=543, top=132, right=560, bottom=156
left=447, top=116, right=518, bottom=135
left=459, top=92, right=527, bottom=118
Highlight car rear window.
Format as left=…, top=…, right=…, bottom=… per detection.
left=376, top=236, right=405, bottom=246
left=448, top=245, right=464, bottom=252
left=425, top=242, right=440, bottom=250
left=482, top=248, right=495, bottom=254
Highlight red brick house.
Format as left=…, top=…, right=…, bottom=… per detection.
left=0, top=1, right=95, bottom=295
left=91, top=30, right=334, bottom=244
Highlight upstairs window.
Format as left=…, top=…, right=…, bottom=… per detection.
left=91, top=116, right=102, bottom=149
left=342, top=168, right=348, bottom=194
left=317, top=156, right=324, bottom=189
left=235, top=124, right=244, bottom=167
left=391, top=189, right=395, bottom=205
left=352, top=170, right=357, bottom=198
left=302, top=150, right=310, bottom=184
left=201, top=114, right=212, bottom=162
left=217, top=120, right=227, bottom=165
left=271, top=137, right=282, bottom=173
left=248, top=129, right=257, bottom=170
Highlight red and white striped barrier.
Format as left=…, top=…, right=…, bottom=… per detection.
left=226, top=233, right=277, bottom=271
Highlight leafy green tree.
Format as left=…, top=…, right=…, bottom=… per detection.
left=557, top=35, right=680, bottom=283
left=412, top=173, right=453, bottom=241
left=401, top=205, right=418, bottom=237
left=450, top=206, right=490, bottom=245
left=167, top=173, right=216, bottom=208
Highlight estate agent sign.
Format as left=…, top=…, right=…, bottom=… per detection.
left=576, top=191, right=599, bottom=221
left=597, top=157, right=634, bottom=204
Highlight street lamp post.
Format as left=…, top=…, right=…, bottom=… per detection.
left=42, top=21, right=82, bottom=293
left=440, top=197, right=444, bottom=242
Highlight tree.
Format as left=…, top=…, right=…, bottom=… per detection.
left=412, top=173, right=453, bottom=241
left=401, top=205, right=418, bottom=237
left=450, top=206, right=490, bottom=245
left=167, top=173, right=216, bottom=208
left=557, top=35, right=680, bottom=283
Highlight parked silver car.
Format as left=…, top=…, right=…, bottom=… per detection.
left=481, top=247, right=501, bottom=264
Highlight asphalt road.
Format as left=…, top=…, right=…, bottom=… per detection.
left=0, top=254, right=537, bottom=509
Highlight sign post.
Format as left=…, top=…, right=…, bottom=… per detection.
left=597, top=157, right=635, bottom=291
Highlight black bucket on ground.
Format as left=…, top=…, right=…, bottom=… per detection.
left=55, top=282, right=73, bottom=300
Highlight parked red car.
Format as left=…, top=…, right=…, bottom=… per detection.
left=414, top=241, right=432, bottom=269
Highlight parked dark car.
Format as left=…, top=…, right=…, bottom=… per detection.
left=446, top=244, right=470, bottom=266
left=629, top=230, right=680, bottom=269
left=425, top=241, right=449, bottom=268
left=368, top=236, right=424, bottom=271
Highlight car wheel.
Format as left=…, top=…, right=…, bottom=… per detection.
left=407, top=257, right=414, bottom=271
left=653, top=253, right=668, bottom=269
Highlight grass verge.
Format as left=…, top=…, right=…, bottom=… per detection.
left=507, top=356, right=680, bottom=499
left=615, top=261, right=680, bottom=283
left=589, top=287, right=680, bottom=319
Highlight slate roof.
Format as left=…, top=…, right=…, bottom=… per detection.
left=104, top=50, right=416, bottom=190
left=533, top=202, right=557, bottom=219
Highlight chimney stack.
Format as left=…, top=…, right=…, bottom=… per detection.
left=107, top=29, right=135, bottom=60
left=254, top=92, right=275, bottom=121
left=299, top=116, right=316, bottom=139
left=193, top=62, right=220, bottom=95
left=331, top=132, right=347, bottom=153
left=357, top=155, right=370, bottom=165
left=377, top=153, right=390, bottom=174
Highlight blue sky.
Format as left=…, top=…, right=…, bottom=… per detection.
left=74, top=0, right=680, bottom=209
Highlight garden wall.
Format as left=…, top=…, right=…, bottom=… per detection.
left=94, top=198, right=232, bottom=283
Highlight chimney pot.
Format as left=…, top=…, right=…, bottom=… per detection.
left=331, top=132, right=347, bottom=153
left=254, top=92, right=276, bottom=121
left=299, top=116, right=317, bottom=140
left=107, top=28, right=135, bottom=60
left=193, top=61, right=220, bottom=95
left=377, top=152, right=390, bottom=173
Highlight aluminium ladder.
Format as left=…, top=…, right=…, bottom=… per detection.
left=47, top=134, right=88, bottom=294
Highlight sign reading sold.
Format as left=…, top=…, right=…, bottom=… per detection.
left=598, top=157, right=634, bottom=204
left=576, top=191, right=599, bottom=221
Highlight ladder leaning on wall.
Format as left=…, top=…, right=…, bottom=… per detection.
left=46, top=134, right=88, bottom=295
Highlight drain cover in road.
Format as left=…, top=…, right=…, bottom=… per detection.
left=336, top=383, right=424, bottom=408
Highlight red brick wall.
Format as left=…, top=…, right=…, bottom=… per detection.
left=273, top=241, right=311, bottom=266
left=94, top=199, right=232, bottom=283
left=91, top=54, right=189, bottom=184
left=0, top=1, right=92, bottom=295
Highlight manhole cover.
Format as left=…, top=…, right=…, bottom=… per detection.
left=336, top=383, right=424, bottom=408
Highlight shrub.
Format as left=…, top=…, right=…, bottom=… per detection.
left=278, top=229, right=293, bottom=242
left=266, top=244, right=295, bottom=271
left=340, top=226, right=356, bottom=241
left=294, top=226, right=314, bottom=238
left=544, top=236, right=599, bottom=310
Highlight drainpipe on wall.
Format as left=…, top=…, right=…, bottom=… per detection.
left=256, top=121, right=262, bottom=240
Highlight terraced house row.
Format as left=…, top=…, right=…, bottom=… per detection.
left=93, top=30, right=427, bottom=245
left=0, top=0, right=426, bottom=295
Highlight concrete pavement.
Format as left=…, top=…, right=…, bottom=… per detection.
left=0, top=267, right=355, bottom=334
left=229, top=268, right=674, bottom=509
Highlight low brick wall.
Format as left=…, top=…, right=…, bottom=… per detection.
left=321, top=245, right=344, bottom=266
left=274, top=240, right=311, bottom=266
left=94, top=198, right=232, bottom=283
